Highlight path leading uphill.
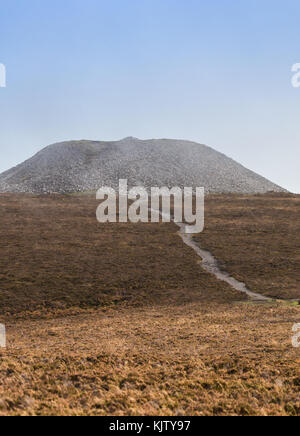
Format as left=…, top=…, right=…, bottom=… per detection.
left=151, top=208, right=271, bottom=302
left=177, top=223, right=271, bottom=301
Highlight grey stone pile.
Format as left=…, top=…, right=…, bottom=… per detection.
left=0, top=137, right=286, bottom=194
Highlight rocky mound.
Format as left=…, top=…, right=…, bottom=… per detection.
left=0, top=137, right=286, bottom=194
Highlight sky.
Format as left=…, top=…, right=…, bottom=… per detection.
left=0, top=0, right=300, bottom=192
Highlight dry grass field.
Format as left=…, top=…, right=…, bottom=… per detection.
left=195, top=193, right=300, bottom=300
left=0, top=193, right=299, bottom=416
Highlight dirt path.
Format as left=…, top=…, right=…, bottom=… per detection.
left=176, top=223, right=271, bottom=301
left=150, top=209, right=270, bottom=302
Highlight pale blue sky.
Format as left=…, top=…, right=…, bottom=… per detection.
left=1, top=0, right=300, bottom=192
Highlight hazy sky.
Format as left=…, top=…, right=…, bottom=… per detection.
left=1, top=0, right=300, bottom=192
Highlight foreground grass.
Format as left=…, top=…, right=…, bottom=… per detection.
left=1, top=302, right=299, bottom=416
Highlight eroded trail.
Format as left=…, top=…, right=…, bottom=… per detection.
left=151, top=209, right=271, bottom=302
left=176, top=223, right=271, bottom=301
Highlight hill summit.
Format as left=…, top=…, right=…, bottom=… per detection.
left=0, top=137, right=286, bottom=194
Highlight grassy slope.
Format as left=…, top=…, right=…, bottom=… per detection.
left=0, top=193, right=299, bottom=416
left=0, top=194, right=242, bottom=317
left=194, top=193, right=300, bottom=300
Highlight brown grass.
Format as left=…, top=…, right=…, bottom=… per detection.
left=1, top=302, right=299, bottom=416
left=0, top=193, right=299, bottom=416
left=195, top=193, right=300, bottom=300
left=0, top=193, right=243, bottom=317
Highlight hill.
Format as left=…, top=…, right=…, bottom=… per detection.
left=0, top=137, right=286, bottom=194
